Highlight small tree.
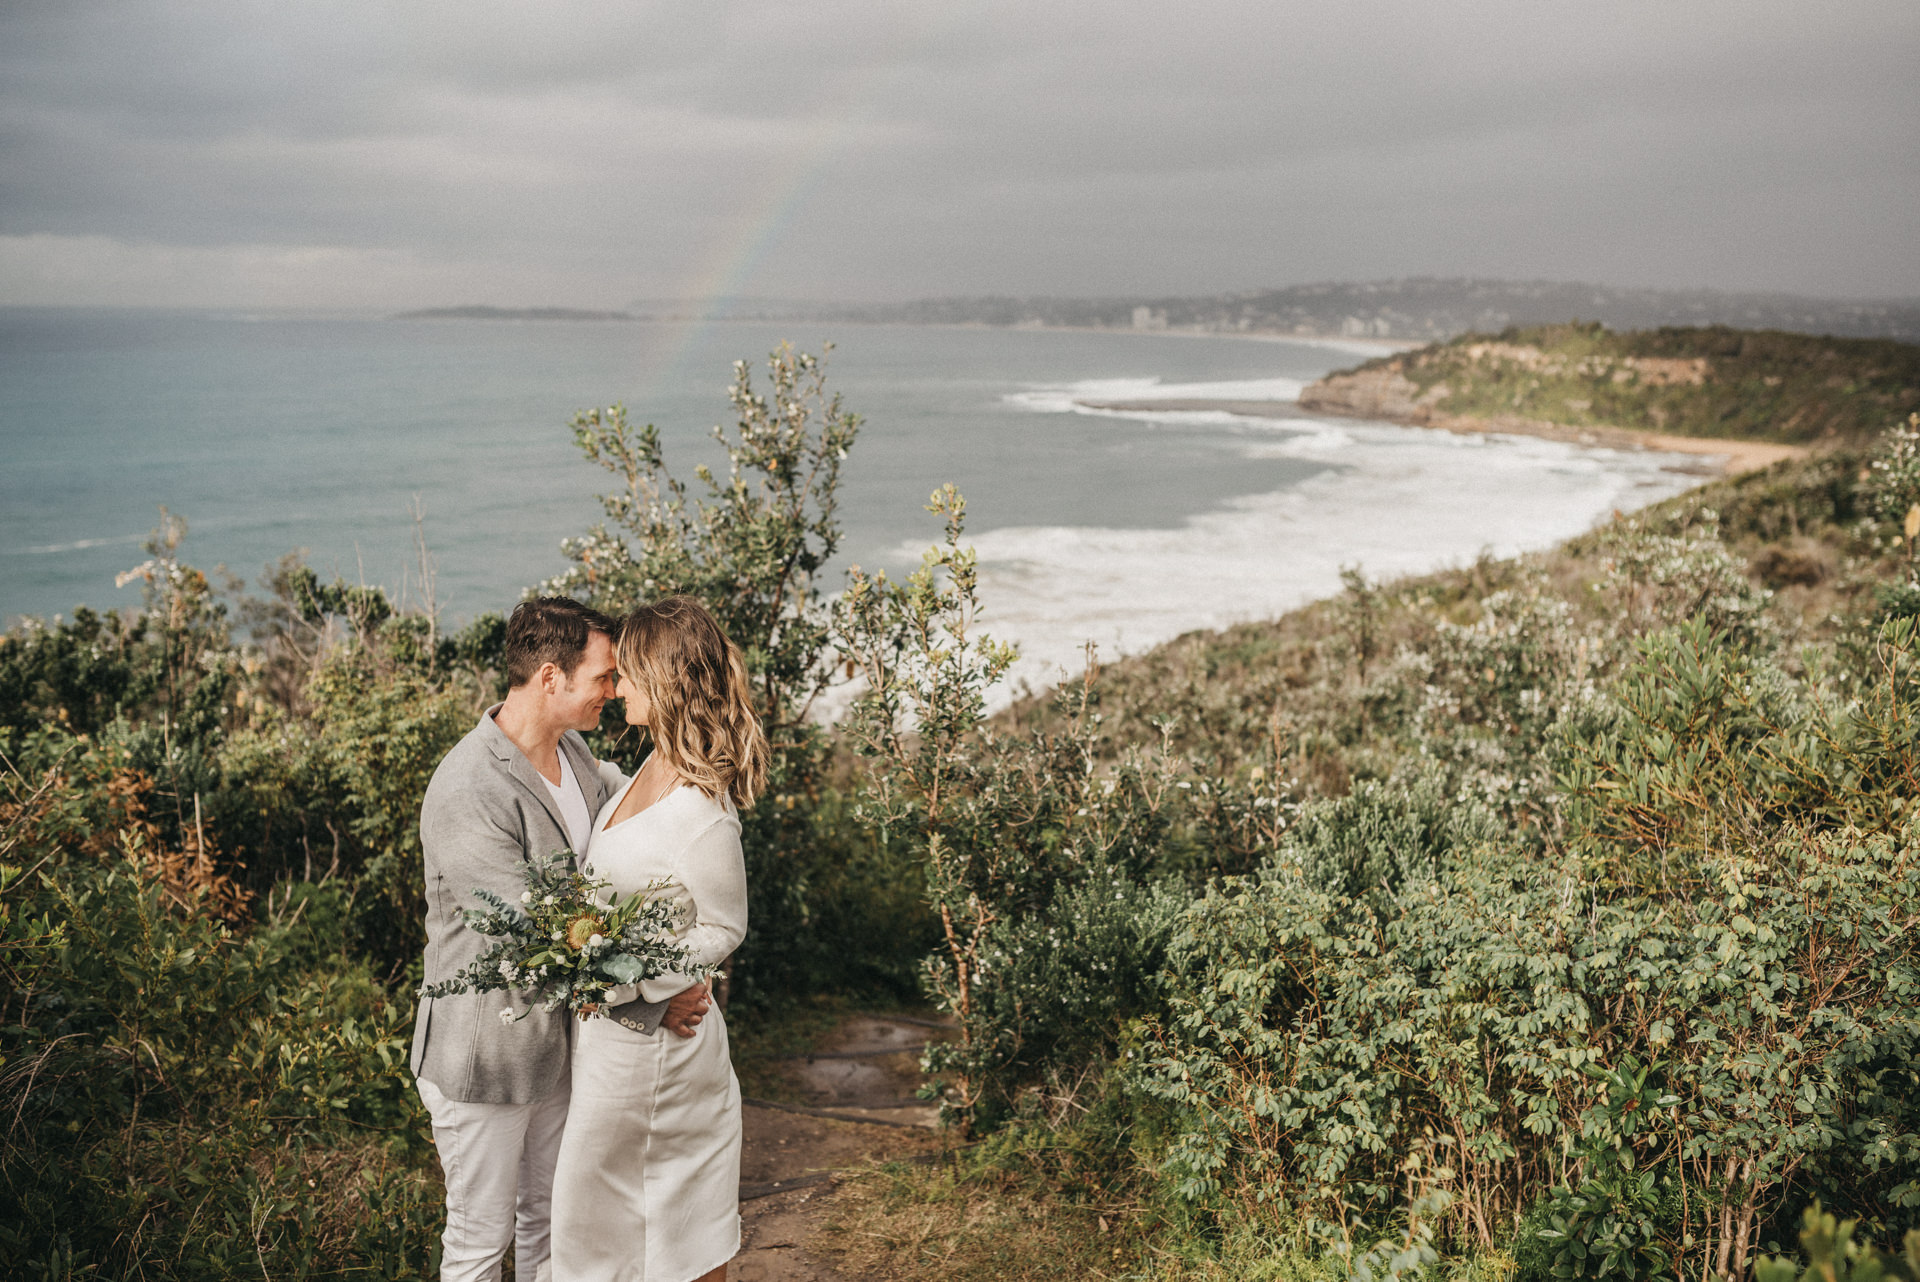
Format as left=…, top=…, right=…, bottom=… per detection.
left=835, top=488, right=1016, bottom=1095
left=548, top=346, right=877, bottom=1004
left=547, top=343, right=857, bottom=733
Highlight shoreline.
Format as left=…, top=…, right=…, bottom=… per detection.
left=1079, top=396, right=1806, bottom=477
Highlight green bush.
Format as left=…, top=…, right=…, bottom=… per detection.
left=0, top=851, right=437, bottom=1277
left=835, top=491, right=1195, bottom=1127
left=1755, top=1202, right=1920, bottom=1281
left=1134, top=808, right=1918, bottom=1274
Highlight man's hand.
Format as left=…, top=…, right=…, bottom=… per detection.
left=662, top=982, right=711, bottom=1038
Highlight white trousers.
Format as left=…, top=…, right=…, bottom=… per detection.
left=417, top=1074, right=570, bottom=1282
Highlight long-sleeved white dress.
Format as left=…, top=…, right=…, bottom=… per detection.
left=550, top=779, right=746, bottom=1282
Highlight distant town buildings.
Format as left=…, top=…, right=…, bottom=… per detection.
left=806, top=279, right=1920, bottom=344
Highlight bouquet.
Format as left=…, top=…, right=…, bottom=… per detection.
left=420, top=853, right=702, bottom=1020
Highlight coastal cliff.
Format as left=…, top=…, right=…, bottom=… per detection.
left=1297, top=323, right=1920, bottom=462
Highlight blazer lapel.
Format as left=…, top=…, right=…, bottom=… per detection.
left=478, top=707, right=575, bottom=860
left=506, top=752, right=575, bottom=857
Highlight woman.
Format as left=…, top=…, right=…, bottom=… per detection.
left=551, top=596, right=768, bottom=1282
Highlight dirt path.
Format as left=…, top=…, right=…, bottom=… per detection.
left=731, top=1015, right=952, bottom=1282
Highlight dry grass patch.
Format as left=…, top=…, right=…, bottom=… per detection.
left=810, top=1159, right=1522, bottom=1282
left=810, top=1160, right=1146, bottom=1281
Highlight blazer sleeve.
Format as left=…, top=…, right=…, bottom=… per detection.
left=638, top=813, right=748, bottom=1004
left=422, top=778, right=542, bottom=948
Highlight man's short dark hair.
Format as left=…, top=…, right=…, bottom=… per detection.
left=504, top=597, right=616, bottom=688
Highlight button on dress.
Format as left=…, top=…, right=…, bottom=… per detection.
left=550, top=778, right=747, bottom=1282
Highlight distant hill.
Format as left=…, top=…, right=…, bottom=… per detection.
left=621, top=298, right=824, bottom=321
left=822, top=279, right=1920, bottom=344
left=392, top=305, right=635, bottom=321
left=398, top=281, right=1920, bottom=345
left=1299, top=322, right=1920, bottom=446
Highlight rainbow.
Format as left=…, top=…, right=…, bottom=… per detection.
left=635, top=14, right=950, bottom=396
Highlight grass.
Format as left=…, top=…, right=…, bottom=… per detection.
left=810, top=1145, right=1522, bottom=1282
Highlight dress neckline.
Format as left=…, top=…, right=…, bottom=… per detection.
left=600, top=771, right=692, bottom=833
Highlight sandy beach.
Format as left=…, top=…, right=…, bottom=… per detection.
left=1078, top=396, right=1807, bottom=476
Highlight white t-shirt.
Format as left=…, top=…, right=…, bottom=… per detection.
left=542, top=749, right=593, bottom=855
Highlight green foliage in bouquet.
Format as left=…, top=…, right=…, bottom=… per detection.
left=420, top=854, right=700, bottom=1017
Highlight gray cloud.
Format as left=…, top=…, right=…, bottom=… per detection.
left=2, top=0, right=1915, bottom=307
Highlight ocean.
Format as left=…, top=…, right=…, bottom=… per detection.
left=1, top=309, right=1708, bottom=691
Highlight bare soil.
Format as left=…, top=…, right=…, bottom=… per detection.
left=731, top=1015, right=953, bottom=1282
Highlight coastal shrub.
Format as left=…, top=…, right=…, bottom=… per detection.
left=1586, top=513, right=1778, bottom=653
left=1553, top=615, right=1920, bottom=888
left=1091, top=447, right=1920, bottom=1276
left=0, top=605, right=175, bottom=740
left=1279, top=769, right=1500, bottom=910
left=0, top=800, right=436, bottom=1277
left=268, top=558, right=510, bottom=697
left=0, top=515, right=243, bottom=835
left=0, top=516, right=509, bottom=936
left=836, top=489, right=1194, bottom=1126
left=545, top=346, right=919, bottom=1004
left=1520, top=1055, right=1686, bottom=1280
left=1658, top=452, right=1865, bottom=551
left=1135, top=822, right=1919, bottom=1277
left=1754, top=1203, right=1920, bottom=1282
left=298, top=646, right=474, bottom=962
left=1868, top=413, right=1920, bottom=527
left=548, top=343, right=857, bottom=728
left=1407, top=583, right=1593, bottom=822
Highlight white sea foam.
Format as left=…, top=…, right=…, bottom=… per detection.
left=1279, top=336, right=1422, bottom=358
left=934, top=391, right=1718, bottom=704
left=1005, top=375, right=1310, bottom=416
left=9, top=532, right=148, bottom=556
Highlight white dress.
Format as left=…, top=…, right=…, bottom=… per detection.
left=550, top=778, right=747, bottom=1282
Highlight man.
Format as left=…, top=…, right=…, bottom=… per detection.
left=411, top=597, right=712, bottom=1282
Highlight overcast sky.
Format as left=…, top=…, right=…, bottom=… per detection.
left=2, top=1, right=1915, bottom=309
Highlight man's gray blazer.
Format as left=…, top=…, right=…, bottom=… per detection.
left=410, top=707, right=668, bottom=1104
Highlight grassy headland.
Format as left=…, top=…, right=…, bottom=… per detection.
left=1300, top=322, right=1920, bottom=460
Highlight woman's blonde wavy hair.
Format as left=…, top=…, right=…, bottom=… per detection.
left=615, top=596, right=769, bottom=810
